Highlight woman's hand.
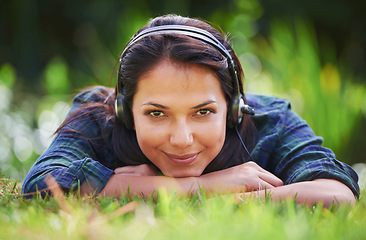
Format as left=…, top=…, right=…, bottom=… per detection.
left=114, top=164, right=160, bottom=176
left=200, top=161, right=283, bottom=193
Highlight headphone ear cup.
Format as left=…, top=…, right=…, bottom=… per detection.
left=115, top=94, right=124, bottom=120
left=227, top=94, right=244, bottom=128
left=115, top=94, right=134, bottom=129
left=227, top=95, right=255, bottom=127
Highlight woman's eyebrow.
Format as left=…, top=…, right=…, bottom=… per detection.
left=142, top=100, right=216, bottom=109
left=142, top=102, right=169, bottom=109
left=191, top=100, right=216, bottom=109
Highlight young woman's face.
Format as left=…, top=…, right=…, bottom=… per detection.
left=132, top=61, right=227, bottom=177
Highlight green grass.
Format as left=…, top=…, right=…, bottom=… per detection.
left=1, top=178, right=366, bottom=240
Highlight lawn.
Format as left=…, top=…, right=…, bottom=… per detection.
left=1, top=178, right=365, bottom=240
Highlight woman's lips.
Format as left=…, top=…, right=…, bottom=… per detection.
left=164, top=152, right=199, bottom=166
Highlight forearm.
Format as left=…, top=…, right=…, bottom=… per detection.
left=99, top=174, right=201, bottom=198
left=240, top=179, right=356, bottom=207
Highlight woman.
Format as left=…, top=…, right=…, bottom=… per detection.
left=22, top=14, right=359, bottom=206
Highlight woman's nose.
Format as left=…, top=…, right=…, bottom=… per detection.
left=169, top=119, right=194, bottom=148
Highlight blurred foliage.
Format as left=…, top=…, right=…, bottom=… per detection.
left=0, top=0, right=365, bottom=179
left=238, top=19, right=366, bottom=162
left=43, top=57, right=71, bottom=95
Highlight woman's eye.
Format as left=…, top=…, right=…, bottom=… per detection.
left=196, top=109, right=212, bottom=116
left=148, top=110, right=165, bottom=118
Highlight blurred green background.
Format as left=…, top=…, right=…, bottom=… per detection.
left=0, top=0, right=365, bottom=180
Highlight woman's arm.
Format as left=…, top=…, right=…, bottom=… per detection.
left=22, top=87, right=116, bottom=197
left=99, top=162, right=284, bottom=198
left=99, top=174, right=200, bottom=197
left=240, top=178, right=356, bottom=207
left=99, top=164, right=203, bottom=197
left=99, top=163, right=356, bottom=208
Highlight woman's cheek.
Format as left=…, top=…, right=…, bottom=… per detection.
left=136, top=125, right=165, bottom=148
left=206, top=118, right=226, bottom=145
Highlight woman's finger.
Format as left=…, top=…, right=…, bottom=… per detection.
left=259, top=180, right=276, bottom=190
left=258, top=172, right=283, bottom=187
left=114, top=166, right=136, bottom=174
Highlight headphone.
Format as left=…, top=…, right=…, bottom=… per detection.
left=115, top=25, right=255, bottom=129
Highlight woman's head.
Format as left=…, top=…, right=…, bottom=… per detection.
left=112, top=14, right=255, bottom=174
left=116, top=14, right=245, bottom=129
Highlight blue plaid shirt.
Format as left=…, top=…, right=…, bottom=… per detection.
left=22, top=86, right=359, bottom=197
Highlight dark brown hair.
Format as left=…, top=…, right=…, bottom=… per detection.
left=58, top=14, right=257, bottom=173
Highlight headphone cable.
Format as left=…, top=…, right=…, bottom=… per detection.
left=235, top=126, right=255, bottom=162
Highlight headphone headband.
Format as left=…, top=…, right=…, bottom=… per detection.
left=123, top=25, right=231, bottom=59
left=118, top=25, right=238, bottom=94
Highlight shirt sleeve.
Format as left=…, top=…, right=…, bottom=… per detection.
left=251, top=96, right=359, bottom=197
left=22, top=87, right=115, bottom=198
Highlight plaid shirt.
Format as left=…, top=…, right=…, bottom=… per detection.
left=22, top=86, right=359, bottom=197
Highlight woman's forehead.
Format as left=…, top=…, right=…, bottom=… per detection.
left=133, top=61, right=226, bottom=104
